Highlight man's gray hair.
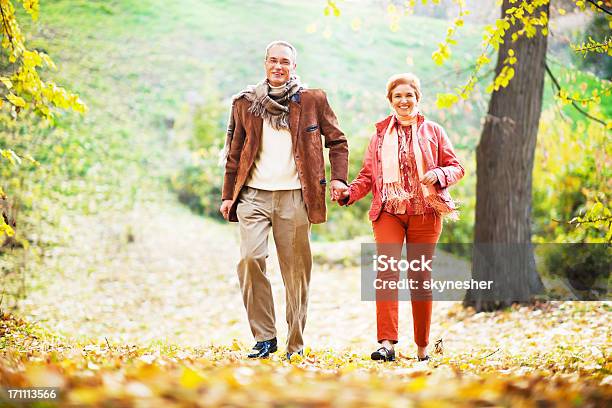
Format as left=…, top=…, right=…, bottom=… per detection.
left=265, top=40, right=297, bottom=63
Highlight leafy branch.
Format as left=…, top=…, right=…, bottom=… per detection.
left=544, top=62, right=608, bottom=126
left=569, top=216, right=612, bottom=225
left=0, top=0, right=86, bottom=237
left=321, top=1, right=610, bottom=110
left=435, top=0, right=550, bottom=108
left=571, top=36, right=611, bottom=55
left=0, top=0, right=86, bottom=118
left=553, top=200, right=612, bottom=242
left=584, top=0, right=612, bottom=16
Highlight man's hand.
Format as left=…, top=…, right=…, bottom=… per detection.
left=420, top=170, right=439, bottom=186
left=219, top=199, right=233, bottom=221
left=330, top=180, right=349, bottom=202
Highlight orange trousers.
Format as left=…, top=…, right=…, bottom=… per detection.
left=372, top=211, right=442, bottom=347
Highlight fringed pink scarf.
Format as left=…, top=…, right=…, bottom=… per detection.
left=381, top=113, right=458, bottom=220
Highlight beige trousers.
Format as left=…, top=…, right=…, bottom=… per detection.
left=236, top=186, right=312, bottom=353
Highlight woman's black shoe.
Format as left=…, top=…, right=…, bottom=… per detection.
left=247, top=338, right=278, bottom=358
left=371, top=346, right=395, bottom=362
left=417, top=355, right=430, bottom=362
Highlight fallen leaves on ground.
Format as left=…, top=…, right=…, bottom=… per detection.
left=1, top=302, right=610, bottom=407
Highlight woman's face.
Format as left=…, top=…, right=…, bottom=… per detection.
left=390, top=83, right=419, bottom=117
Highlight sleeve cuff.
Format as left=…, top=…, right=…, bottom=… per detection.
left=332, top=179, right=349, bottom=187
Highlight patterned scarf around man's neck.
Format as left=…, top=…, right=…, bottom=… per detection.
left=219, top=76, right=303, bottom=166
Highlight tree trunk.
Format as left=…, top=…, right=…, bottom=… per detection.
left=464, top=0, right=549, bottom=311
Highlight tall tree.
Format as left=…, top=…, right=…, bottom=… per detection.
left=325, top=0, right=610, bottom=310
left=464, top=0, right=550, bottom=310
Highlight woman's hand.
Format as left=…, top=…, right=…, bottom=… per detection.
left=330, top=180, right=349, bottom=201
left=420, top=170, right=438, bottom=186
left=338, top=189, right=350, bottom=202
left=336, top=188, right=350, bottom=207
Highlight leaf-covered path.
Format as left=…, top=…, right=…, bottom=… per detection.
left=2, top=195, right=610, bottom=406
left=19, top=193, right=465, bottom=353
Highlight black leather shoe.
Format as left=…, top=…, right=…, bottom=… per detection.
left=417, top=355, right=430, bottom=362
left=247, top=338, right=278, bottom=358
left=371, top=346, right=395, bottom=362
left=286, top=349, right=303, bottom=361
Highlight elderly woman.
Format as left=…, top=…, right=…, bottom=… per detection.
left=338, top=73, right=464, bottom=362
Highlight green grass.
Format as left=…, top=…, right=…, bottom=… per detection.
left=3, top=0, right=606, bottom=247
left=29, top=0, right=488, bottom=138
left=7, top=0, right=486, bottom=231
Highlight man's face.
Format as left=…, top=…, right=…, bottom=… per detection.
left=265, top=45, right=296, bottom=87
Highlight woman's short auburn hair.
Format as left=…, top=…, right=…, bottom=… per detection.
left=386, top=73, right=422, bottom=102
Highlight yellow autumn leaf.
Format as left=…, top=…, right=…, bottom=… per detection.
left=405, top=376, right=427, bottom=392
left=289, top=353, right=304, bottom=363
left=0, top=221, right=15, bottom=237
left=68, top=388, right=102, bottom=405
left=0, top=76, right=12, bottom=89
left=179, top=367, right=206, bottom=389
left=7, top=93, right=26, bottom=107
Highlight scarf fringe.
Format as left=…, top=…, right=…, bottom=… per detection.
left=382, top=181, right=413, bottom=213
left=425, top=195, right=459, bottom=221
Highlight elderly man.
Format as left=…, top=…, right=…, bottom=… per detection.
left=220, top=40, right=349, bottom=360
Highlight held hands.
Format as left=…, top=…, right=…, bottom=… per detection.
left=221, top=180, right=350, bottom=219
left=219, top=199, right=233, bottom=221
left=330, top=180, right=349, bottom=202
left=338, top=188, right=350, bottom=202
left=420, top=170, right=439, bottom=186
